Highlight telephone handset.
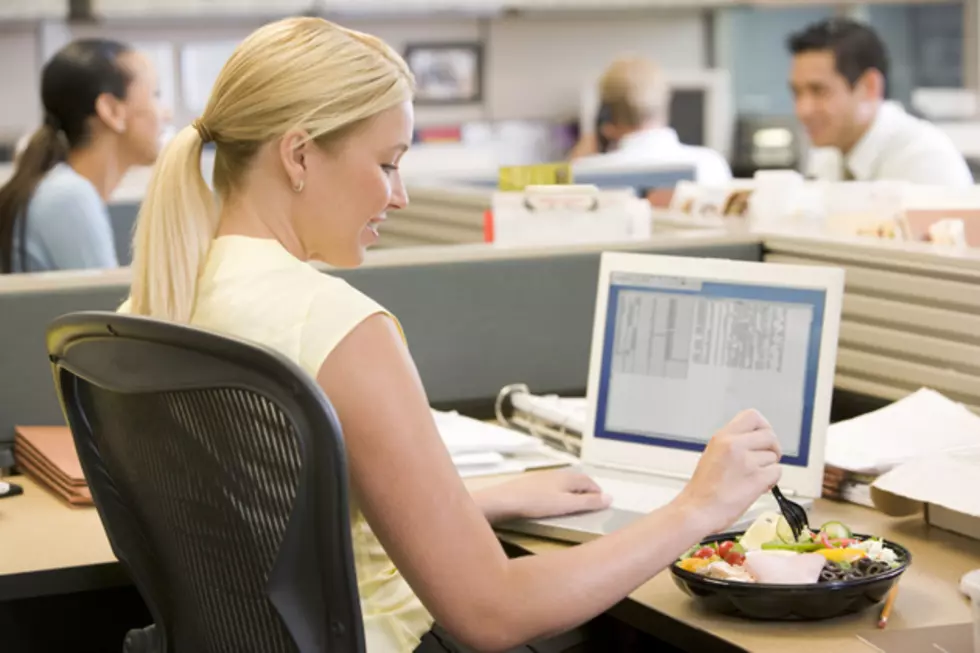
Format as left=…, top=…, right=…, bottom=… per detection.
left=594, top=103, right=614, bottom=154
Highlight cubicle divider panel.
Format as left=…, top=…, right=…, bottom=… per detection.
left=107, top=202, right=140, bottom=267
left=0, top=239, right=762, bottom=454
left=333, top=241, right=763, bottom=412
left=0, top=284, right=131, bottom=457
left=763, top=236, right=980, bottom=414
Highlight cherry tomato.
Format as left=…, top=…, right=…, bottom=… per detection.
left=693, top=546, right=716, bottom=559
left=724, top=551, right=745, bottom=566
left=717, top=541, right=735, bottom=557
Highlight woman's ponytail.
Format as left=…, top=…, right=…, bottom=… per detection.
left=128, top=125, right=217, bottom=322
left=0, top=123, right=69, bottom=273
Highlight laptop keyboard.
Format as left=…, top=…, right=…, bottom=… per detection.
left=594, top=476, right=683, bottom=513
left=595, top=475, right=777, bottom=519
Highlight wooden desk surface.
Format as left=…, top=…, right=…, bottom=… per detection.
left=0, top=476, right=112, bottom=575
left=4, top=474, right=979, bottom=652
left=497, top=499, right=980, bottom=653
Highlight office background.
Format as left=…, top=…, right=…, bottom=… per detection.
left=0, top=2, right=971, bottom=168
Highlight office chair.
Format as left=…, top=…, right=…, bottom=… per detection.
left=46, top=312, right=365, bottom=653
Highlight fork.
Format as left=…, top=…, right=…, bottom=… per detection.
left=772, top=485, right=810, bottom=541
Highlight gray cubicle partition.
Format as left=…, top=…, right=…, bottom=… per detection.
left=763, top=234, right=980, bottom=414
left=107, top=201, right=140, bottom=267
left=0, top=236, right=762, bottom=460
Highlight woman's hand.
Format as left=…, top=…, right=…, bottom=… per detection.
left=674, top=409, right=782, bottom=534
left=472, top=469, right=612, bottom=525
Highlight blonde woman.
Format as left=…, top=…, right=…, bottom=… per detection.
left=126, top=18, right=781, bottom=653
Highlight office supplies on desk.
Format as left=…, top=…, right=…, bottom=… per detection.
left=496, top=385, right=586, bottom=455
left=432, top=409, right=576, bottom=478
left=13, top=426, right=92, bottom=506
left=488, top=185, right=651, bottom=247
left=826, top=388, right=980, bottom=476
left=498, top=251, right=844, bottom=544
left=824, top=389, right=980, bottom=509
left=877, top=584, right=899, bottom=629
left=0, top=480, right=23, bottom=498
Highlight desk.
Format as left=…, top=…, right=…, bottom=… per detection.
left=0, top=476, right=118, bottom=601
left=477, top=477, right=980, bottom=653
left=3, top=474, right=979, bottom=652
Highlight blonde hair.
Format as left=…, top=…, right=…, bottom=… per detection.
left=598, top=57, right=669, bottom=128
left=128, top=17, right=414, bottom=322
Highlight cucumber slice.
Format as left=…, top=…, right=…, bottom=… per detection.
left=820, top=521, right=852, bottom=540
left=776, top=516, right=796, bottom=543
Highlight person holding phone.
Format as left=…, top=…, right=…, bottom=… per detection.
left=570, top=57, right=732, bottom=185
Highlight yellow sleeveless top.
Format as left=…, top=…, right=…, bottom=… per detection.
left=190, top=236, right=432, bottom=652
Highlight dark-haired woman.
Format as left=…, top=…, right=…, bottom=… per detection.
left=0, top=38, right=168, bottom=273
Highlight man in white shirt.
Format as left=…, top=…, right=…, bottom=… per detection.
left=788, top=18, right=973, bottom=187
left=571, top=57, right=732, bottom=186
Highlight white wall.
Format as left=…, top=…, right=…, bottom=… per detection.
left=0, top=24, right=40, bottom=139
left=0, top=8, right=706, bottom=138
left=486, top=10, right=705, bottom=121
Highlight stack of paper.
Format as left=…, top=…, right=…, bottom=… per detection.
left=14, top=426, right=92, bottom=506
left=825, top=388, right=980, bottom=474
left=823, top=388, right=980, bottom=507
left=432, top=410, right=576, bottom=478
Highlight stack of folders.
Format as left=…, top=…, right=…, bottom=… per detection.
left=13, top=426, right=92, bottom=506
left=432, top=409, right=577, bottom=478
left=823, top=388, right=980, bottom=507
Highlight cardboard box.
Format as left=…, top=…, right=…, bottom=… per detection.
left=871, top=448, right=980, bottom=542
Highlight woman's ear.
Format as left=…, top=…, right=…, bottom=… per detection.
left=279, top=129, right=309, bottom=191
left=94, top=92, right=126, bottom=134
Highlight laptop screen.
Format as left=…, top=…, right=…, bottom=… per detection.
left=593, top=271, right=826, bottom=467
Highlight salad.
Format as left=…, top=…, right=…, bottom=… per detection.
left=676, top=512, right=901, bottom=585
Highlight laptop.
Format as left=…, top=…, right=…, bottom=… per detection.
left=499, top=251, right=844, bottom=543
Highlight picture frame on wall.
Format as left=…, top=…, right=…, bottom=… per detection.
left=404, top=42, right=483, bottom=105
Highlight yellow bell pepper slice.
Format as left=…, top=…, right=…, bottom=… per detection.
left=817, top=548, right=866, bottom=564
left=678, top=558, right=711, bottom=573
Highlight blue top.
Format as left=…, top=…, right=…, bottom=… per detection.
left=11, top=163, right=118, bottom=273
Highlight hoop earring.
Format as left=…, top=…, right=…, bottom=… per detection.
left=293, top=180, right=305, bottom=193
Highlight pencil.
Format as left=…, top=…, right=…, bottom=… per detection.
left=877, top=584, right=899, bottom=628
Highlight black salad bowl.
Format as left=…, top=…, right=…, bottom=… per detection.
left=670, top=532, right=912, bottom=620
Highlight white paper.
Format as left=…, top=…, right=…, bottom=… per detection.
left=825, top=388, right=980, bottom=474
left=432, top=409, right=542, bottom=455
left=873, top=447, right=980, bottom=517
left=454, top=448, right=577, bottom=479
left=451, top=451, right=505, bottom=468
left=433, top=409, right=577, bottom=478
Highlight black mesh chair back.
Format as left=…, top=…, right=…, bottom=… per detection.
left=46, top=312, right=365, bottom=653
